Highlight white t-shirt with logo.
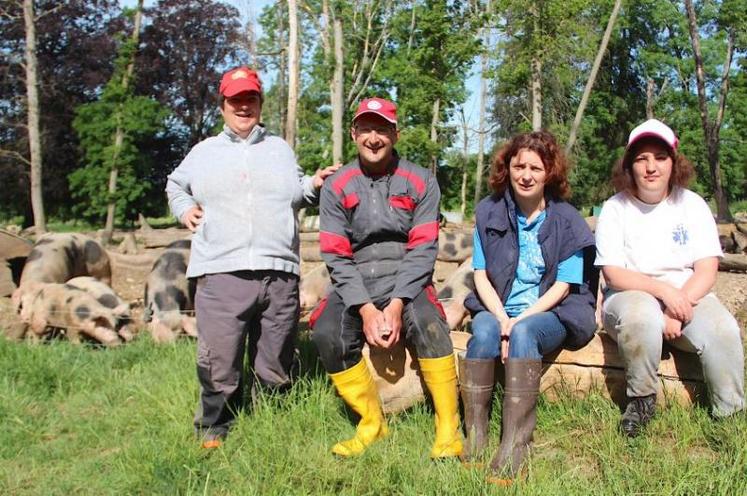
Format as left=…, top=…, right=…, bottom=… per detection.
left=594, top=187, right=722, bottom=289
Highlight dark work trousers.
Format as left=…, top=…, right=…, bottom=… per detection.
left=193, top=270, right=300, bottom=438
left=310, top=286, right=453, bottom=374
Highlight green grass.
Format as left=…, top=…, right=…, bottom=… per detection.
left=0, top=333, right=745, bottom=495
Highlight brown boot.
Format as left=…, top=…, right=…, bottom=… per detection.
left=458, top=353, right=495, bottom=463
left=487, top=358, right=542, bottom=484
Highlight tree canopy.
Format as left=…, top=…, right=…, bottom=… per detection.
left=1, top=0, right=745, bottom=227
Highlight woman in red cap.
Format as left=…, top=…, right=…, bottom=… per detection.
left=595, top=119, right=744, bottom=437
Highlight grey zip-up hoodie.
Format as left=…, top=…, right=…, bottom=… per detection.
left=166, top=125, right=319, bottom=278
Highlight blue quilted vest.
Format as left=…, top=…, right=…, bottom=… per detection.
left=464, top=190, right=598, bottom=350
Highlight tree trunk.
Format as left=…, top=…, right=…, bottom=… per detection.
left=103, top=0, right=144, bottom=244
left=285, top=0, right=299, bottom=149
left=429, top=98, right=440, bottom=174
left=473, top=0, right=490, bottom=208
left=278, top=2, right=288, bottom=139
left=331, top=16, right=344, bottom=164
left=460, top=109, right=469, bottom=218
left=531, top=56, right=542, bottom=131
left=23, top=0, right=46, bottom=233
left=646, top=78, right=655, bottom=119
left=565, top=0, right=621, bottom=155
left=684, top=0, right=732, bottom=222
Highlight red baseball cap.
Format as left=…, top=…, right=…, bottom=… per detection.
left=219, top=67, right=262, bottom=97
left=353, top=98, right=397, bottom=126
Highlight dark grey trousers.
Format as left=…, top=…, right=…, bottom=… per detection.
left=310, top=286, right=453, bottom=373
left=193, top=270, right=300, bottom=438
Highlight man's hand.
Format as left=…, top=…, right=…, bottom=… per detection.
left=312, top=163, right=343, bottom=189
left=181, top=206, right=203, bottom=232
left=658, top=284, right=693, bottom=323
left=663, top=310, right=683, bottom=341
left=381, top=298, right=404, bottom=348
left=359, top=303, right=389, bottom=348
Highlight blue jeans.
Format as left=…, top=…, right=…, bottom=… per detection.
left=466, top=311, right=567, bottom=360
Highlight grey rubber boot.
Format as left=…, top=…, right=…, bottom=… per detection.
left=488, top=358, right=542, bottom=479
left=458, top=353, right=496, bottom=462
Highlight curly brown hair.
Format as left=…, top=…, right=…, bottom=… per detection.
left=612, top=137, right=694, bottom=195
left=488, top=130, right=570, bottom=200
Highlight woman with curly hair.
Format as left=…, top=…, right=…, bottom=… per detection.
left=595, top=119, right=744, bottom=438
left=461, top=131, right=597, bottom=482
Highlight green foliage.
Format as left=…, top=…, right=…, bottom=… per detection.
left=70, top=33, right=167, bottom=224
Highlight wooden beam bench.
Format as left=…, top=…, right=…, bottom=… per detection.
left=364, top=331, right=705, bottom=414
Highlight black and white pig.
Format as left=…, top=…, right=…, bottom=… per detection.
left=19, top=283, right=123, bottom=346
left=66, top=276, right=134, bottom=341
left=143, top=239, right=197, bottom=343
left=12, top=233, right=111, bottom=312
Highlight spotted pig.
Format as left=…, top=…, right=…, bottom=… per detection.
left=20, top=283, right=123, bottom=346
left=437, top=257, right=474, bottom=329
left=66, top=276, right=134, bottom=341
left=437, top=230, right=472, bottom=263
left=13, top=233, right=111, bottom=312
left=299, top=264, right=330, bottom=310
left=144, top=239, right=196, bottom=343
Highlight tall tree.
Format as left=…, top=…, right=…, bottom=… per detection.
left=300, top=0, right=393, bottom=164
left=103, top=0, right=144, bottom=242
left=22, top=0, right=46, bottom=232
left=136, top=0, right=243, bottom=152
left=473, top=0, right=492, bottom=206
left=0, top=0, right=122, bottom=224
left=684, top=0, right=735, bottom=221
left=565, top=0, right=622, bottom=154
left=381, top=0, right=480, bottom=172
left=286, top=0, right=300, bottom=148
left=70, top=7, right=166, bottom=225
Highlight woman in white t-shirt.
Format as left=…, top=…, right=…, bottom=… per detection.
left=595, top=119, right=744, bottom=437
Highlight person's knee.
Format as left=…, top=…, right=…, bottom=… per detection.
left=466, top=314, right=500, bottom=358
left=703, top=316, right=743, bottom=356
left=472, top=318, right=501, bottom=343
left=310, top=317, right=342, bottom=357
left=507, top=321, right=541, bottom=358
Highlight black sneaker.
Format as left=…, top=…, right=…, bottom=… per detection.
left=620, top=394, right=656, bottom=438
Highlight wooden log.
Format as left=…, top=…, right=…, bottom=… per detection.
left=106, top=250, right=160, bottom=270
left=136, top=228, right=191, bottom=249
left=0, top=229, right=32, bottom=260
left=719, top=253, right=747, bottom=272
left=0, top=261, right=15, bottom=297
left=300, top=243, right=322, bottom=262
left=299, top=231, right=320, bottom=243
left=365, top=331, right=705, bottom=414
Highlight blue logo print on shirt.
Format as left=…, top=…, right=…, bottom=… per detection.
left=672, top=224, right=689, bottom=246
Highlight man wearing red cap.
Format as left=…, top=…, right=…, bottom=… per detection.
left=309, top=97, right=462, bottom=459
left=166, top=67, right=339, bottom=448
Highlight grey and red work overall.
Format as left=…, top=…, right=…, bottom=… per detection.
left=310, top=155, right=452, bottom=371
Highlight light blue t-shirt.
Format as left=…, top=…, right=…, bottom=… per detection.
left=472, top=209, right=583, bottom=316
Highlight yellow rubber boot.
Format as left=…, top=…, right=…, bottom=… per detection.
left=329, top=359, right=388, bottom=457
left=419, top=355, right=463, bottom=459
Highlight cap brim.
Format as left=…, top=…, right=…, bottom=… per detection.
left=353, top=110, right=397, bottom=125
left=222, top=82, right=261, bottom=97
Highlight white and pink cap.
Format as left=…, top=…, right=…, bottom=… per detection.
left=626, top=118, right=679, bottom=153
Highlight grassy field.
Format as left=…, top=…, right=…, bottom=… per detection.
left=1, top=332, right=745, bottom=496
